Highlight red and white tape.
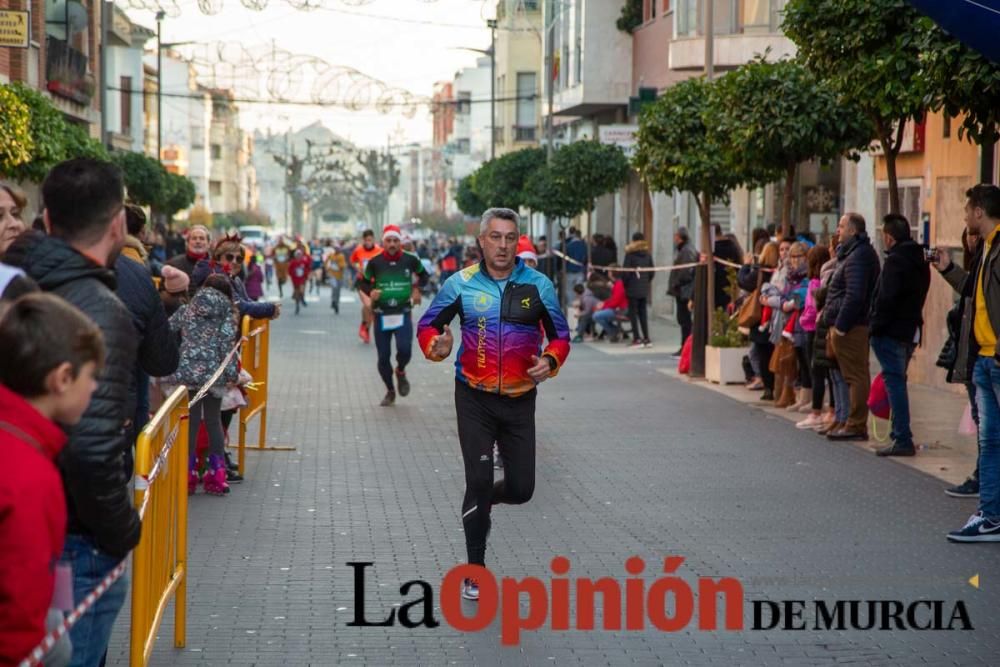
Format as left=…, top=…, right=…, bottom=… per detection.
left=18, top=559, right=128, bottom=667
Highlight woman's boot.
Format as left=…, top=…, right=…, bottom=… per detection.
left=203, top=454, right=231, bottom=496
left=774, top=378, right=796, bottom=408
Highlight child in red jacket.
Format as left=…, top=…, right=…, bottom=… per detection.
left=289, top=248, right=311, bottom=315
left=0, top=293, right=104, bottom=666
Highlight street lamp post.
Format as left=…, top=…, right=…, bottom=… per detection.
left=487, top=19, right=497, bottom=160
left=156, top=10, right=164, bottom=162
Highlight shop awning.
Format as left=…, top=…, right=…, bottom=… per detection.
left=909, top=0, right=1000, bottom=63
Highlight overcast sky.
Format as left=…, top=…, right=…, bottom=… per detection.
left=126, top=0, right=494, bottom=147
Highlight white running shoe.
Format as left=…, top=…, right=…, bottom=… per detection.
left=461, top=578, right=479, bottom=601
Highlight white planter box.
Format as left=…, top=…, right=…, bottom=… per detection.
left=705, top=345, right=749, bottom=384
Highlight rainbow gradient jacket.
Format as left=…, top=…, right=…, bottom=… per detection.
left=417, top=259, right=571, bottom=397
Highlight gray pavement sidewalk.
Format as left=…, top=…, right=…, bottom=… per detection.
left=591, top=314, right=979, bottom=486
left=105, top=287, right=999, bottom=666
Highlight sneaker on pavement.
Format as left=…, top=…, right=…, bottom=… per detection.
left=572, top=334, right=584, bottom=343
left=461, top=578, right=480, bottom=601
left=226, top=469, right=244, bottom=483
left=629, top=340, right=644, bottom=349
left=947, top=511, right=1000, bottom=542
left=876, top=442, right=916, bottom=457
left=642, top=339, right=652, bottom=348
left=380, top=390, right=396, bottom=407
left=670, top=348, right=683, bottom=358
left=826, top=427, right=868, bottom=441
left=796, top=414, right=824, bottom=430
left=945, top=479, right=980, bottom=498
left=396, top=371, right=410, bottom=397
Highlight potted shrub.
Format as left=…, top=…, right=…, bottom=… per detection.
left=705, top=268, right=749, bottom=384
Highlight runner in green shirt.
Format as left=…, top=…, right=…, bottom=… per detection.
left=361, top=225, right=429, bottom=406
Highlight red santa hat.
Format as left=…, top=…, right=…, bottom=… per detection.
left=516, top=235, right=538, bottom=262
left=382, top=224, right=402, bottom=241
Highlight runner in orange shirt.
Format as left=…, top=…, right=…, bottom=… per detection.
left=350, top=229, right=383, bottom=344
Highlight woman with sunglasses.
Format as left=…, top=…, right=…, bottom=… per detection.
left=192, top=235, right=281, bottom=322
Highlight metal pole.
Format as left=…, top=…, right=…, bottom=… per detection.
left=156, top=11, right=164, bottom=162
left=284, top=130, right=290, bottom=235
left=488, top=19, right=497, bottom=160
left=704, top=0, right=714, bottom=80
left=544, top=1, right=555, bottom=164
left=99, top=1, right=109, bottom=148
left=691, top=0, right=716, bottom=377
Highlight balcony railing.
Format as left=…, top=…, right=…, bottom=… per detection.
left=46, top=36, right=94, bottom=106
left=513, top=126, right=537, bottom=142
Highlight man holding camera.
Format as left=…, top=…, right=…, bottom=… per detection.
left=935, top=184, right=1000, bottom=542
left=868, top=214, right=931, bottom=457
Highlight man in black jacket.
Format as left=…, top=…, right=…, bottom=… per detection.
left=869, top=214, right=931, bottom=456
left=623, top=232, right=654, bottom=347
left=115, top=255, right=180, bottom=435
left=668, top=227, right=698, bottom=353
left=824, top=213, right=881, bottom=441
left=3, top=159, right=139, bottom=665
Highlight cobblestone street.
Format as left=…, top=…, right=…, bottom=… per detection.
left=110, top=289, right=1000, bottom=666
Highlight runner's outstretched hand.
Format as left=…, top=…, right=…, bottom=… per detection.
left=431, top=325, right=453, bottom=359
left=527, top=355, right=551, bottom=384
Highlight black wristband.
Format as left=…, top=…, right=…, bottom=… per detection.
left=545, top=355, right=557, bottom=372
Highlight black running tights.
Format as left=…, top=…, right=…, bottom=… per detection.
left=455, top=381, right=536, bottom=566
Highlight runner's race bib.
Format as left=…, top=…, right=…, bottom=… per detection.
left=381, top=314, right=404, bottom=331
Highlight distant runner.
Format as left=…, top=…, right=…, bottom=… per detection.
left=350, top=229, right=383, bottom=344
left=360, top=225, right=428, bottom=406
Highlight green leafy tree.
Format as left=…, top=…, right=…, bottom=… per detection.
left=62, top=121, right=109, bottom=162
left=0, top=86, right=33, bottom=175
left=2, top=82, right=107, bottom=182
left=455, top=175, right=487, bottom=218
left=161, top=172, right=196, bottom=220
left=783, top=0, right=931, bottom=215
left=616, top=0, right=643, bottom=34
left=5, top=83, right=76, bottom=183
left=634, top=76, right=742, bottom=228
left=112, top=150, right=166, bottom=208
left=921, top=24, right=1000, bottom=151
left=524, top=141, right=630, bottom=219
left=709, top=57, right=873, bottom=238
left=522, top=166, right=582, bottom=219
left=473, top=147, right=546, bottom=210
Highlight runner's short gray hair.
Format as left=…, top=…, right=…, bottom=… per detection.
left=480, top=207, right=519, bottom=235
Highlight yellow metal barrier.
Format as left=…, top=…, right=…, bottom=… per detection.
left=131, top=386, right=189, bottom=666
left=236, top=315, right=294, bottom=476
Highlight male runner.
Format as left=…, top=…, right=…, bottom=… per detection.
left=350, top=229, right=383, bottom=344
left=417, top=207, right=570, bottom=601
left=361, top=225, right=429, bottom=406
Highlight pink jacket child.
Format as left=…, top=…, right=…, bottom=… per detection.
left=798, top=277, right=822, bottom=332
